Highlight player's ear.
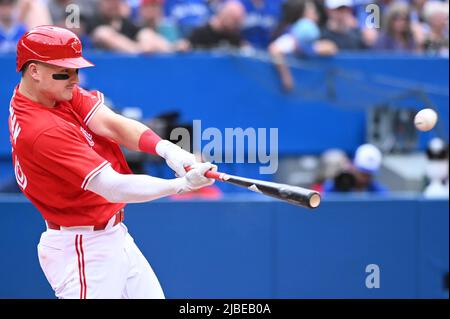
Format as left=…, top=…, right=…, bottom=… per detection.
left=27, top=62, right=41, bottom=81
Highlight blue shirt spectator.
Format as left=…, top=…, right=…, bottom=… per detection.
left=321, top=0, right=367, bottom=50
left=271, top=17, right=321, bottom=56
left=322, top=144, right=389, bottom=194
left=128, top=0, right=142, bottom=22
left=0, top=0, right=27, bottom=53
left=0, top=23, right=26, bottom=53
left=164, top=0, right=213, bottom=37
left=239, top=0, right=284, bottom=49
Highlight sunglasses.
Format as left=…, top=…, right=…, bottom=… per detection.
left=52, top=69, right=79, bottom=80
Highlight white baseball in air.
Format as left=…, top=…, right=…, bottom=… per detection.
left=414, top=108, right=438, bottom=132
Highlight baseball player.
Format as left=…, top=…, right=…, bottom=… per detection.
left=8, top=25, right=216, bottom=299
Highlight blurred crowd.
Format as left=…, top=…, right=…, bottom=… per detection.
left=1, top=0, right=448, bottom=56
left=310, top=139, right=449, bottom=197
left=1, top=0, right=448, bottom=197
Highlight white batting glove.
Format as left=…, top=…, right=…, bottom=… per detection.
left=179, top=162, right=217, bottom=192
left=155, top=140, right=197, bottom=177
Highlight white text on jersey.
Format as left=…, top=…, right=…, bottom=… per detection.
left=80, top=126, right=95, bottom=147
left=9, top=104, right=21, bottom=146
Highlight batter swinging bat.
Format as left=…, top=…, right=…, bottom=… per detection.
left=185, top=166, right=321, bottom=209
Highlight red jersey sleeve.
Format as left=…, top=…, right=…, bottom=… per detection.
left=32, top=125, right=111, bottom=190
left=71, top=85, right=105, bottom=126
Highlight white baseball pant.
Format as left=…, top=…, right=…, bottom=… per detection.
left=37, top=219, right=164, bottom=299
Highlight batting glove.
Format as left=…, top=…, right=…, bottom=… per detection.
left=156, top=140, right=197, bottom=177
left=180, top=162, right=217, bottom=192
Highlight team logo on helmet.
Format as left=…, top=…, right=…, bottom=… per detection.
left=71, top=39, right=82, bottom=54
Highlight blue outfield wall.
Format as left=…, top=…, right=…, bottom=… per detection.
left=0, top=196, right=448, bottom=299
left=1, top=53, right=449, bottom=158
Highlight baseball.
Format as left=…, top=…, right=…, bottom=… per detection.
left=414, top=108, right=438, bottom=131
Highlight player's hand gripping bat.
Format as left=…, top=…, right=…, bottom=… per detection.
left=185, top=166, right=321, bottom=209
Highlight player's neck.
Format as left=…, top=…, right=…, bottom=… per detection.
left=18, top=80, right=56, bottom=108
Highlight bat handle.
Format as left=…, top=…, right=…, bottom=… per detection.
left=184, top=165, right=225, bottom=181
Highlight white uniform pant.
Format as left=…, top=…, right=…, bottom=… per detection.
left=37, top=222, right=165, bottom=299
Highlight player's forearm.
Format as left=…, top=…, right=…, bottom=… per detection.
left=89, top=106, right=196, bottom=176
left=86, top=164, right=215, bottom=203
left=86, top=166, right=185, bottom=203
left=111, top=115, right=152, bottom=151
left=118, top=116, right=194, bottom=168
left=88, top=106, right=161, bottom=153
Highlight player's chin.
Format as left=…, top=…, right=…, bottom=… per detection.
left=61, top=88, right=74, bottom=100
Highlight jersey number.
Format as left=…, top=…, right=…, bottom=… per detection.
left=14, top=156, right=28, bottom=190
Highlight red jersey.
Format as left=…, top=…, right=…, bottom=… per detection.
left=8, top=85, right=132, bottom=226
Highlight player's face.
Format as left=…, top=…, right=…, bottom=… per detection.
left=34, top=63, right=80, bottom=102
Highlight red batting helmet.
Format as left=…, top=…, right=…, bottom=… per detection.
left=16, top=25, right=94, bottom=72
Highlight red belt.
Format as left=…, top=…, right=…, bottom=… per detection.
left=46, top=209, right=125, bottom=231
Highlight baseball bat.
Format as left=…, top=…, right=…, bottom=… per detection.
left=185, top=166, right=321, bottom=209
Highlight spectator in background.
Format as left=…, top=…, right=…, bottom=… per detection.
left=16, top=0, right=52, bottom=28
left=423, top=137, right=449, bottom=198
left=323, top=143, right=389, bottom=193
left=126, top=0, right=142, bottom=21
left=86, top=0, right=172, bottom=53
left=176, top=0, right=247, bottom=50
left=272, top=0, right=327, bottom=40
left=165, top=0, right=212, bottom=37
left=47, top=0, right=76, bottom=25
left=352, top=0, right=382, bottom=48
left=422, top=0, right=449, bottom=56
left=373, top=1, right=419, bottom=52
left=0, top=0, right=27, bottom=53
left=46, top=0, right=97, bottom=48
left=139, top=0, right=180, bottom=43
left=239, top=0, right=283, bottom=49
left=320, top=0, right=368, bottom=50
left=272, top=0, right=306, bottom=40
left=269, top=0, right=337, bottom=91
left=311, top=148, right=351, bottom=192
left=47, top=0, right=90, bottom=27
left=409, top=0, right=427, bottom=25
left=409, top=0, right=428, bottom=47
left=353, top=0, right=423, bottom=49
left=47, top=0, right=97, bottom=26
